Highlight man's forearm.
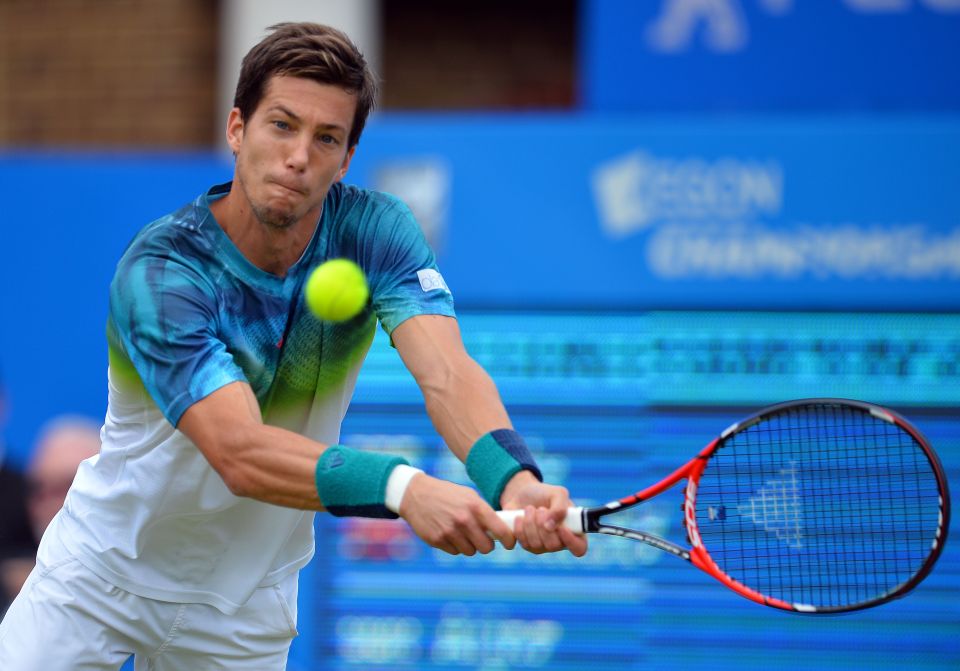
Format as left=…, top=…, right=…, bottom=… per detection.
left=419, top=356, right=513, bottom=461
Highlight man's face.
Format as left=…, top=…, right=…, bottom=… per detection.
left=227, top=75, right=357, bottom=230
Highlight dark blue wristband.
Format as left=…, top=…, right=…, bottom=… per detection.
left=465, top=429, right=543, bottom=509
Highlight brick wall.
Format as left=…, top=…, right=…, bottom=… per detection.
left=0, top=0, right=219, bottom=147
left=0, top=1, right=577, bottom=146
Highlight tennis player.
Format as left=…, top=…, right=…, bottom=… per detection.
left=0, top=22, right=586, bottom=670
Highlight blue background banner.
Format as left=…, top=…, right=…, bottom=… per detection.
left=2, top=115, right=959, bottom=465
left=2, top=117, right=958, bottom=671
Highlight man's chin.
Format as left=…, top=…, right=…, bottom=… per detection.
left=253, top=204, right=299, bottom=230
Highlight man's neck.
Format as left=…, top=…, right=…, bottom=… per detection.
left=210, top=190, right=320, bottom=277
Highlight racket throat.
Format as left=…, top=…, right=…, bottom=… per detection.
left=596, top=524, right=691, bottom=561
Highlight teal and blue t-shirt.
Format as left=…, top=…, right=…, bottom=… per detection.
left=53, top=181, right=454, bottom=612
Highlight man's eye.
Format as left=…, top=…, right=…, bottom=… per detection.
left=273, top=120, right=291, bottom=131
left=318, top=134, right=339, bottom=145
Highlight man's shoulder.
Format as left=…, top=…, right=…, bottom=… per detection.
left=139, top=190, right=212, bottom=247
left=329, top=182, right=410, bottom=220
left=325, top=183, right=419, bottom=253
left=118, top=189, right=217, bottom=268
left=109, top=189, right=225, bottom=304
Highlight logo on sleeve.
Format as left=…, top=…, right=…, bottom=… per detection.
left=417, top=269, right=450, bottom=293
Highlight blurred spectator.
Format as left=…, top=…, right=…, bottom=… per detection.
left=0, top=368, right=34, bottom=615
left=0, top=415, right=101, bottom=613
left=25, top=417, right=102, bottom=541
left=0, top=464, right=33, bottom=615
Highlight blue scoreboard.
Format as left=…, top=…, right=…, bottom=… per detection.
left=292, top=310, right=960, bottom=670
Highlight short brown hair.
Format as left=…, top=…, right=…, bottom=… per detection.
left=233, top=22, right=378, bottom=148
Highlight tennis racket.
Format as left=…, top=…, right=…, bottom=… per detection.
left=499, top=399, right=950, bottom=613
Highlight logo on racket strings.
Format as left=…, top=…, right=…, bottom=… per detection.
left=737, top=462, right=804, bottom=549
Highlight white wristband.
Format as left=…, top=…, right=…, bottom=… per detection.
left=384, top=464, right=423, bottom=513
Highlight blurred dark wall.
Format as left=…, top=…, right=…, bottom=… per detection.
left=380, top=0, right=576, bottom=110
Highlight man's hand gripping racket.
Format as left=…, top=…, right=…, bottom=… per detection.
left=499, top=399, right=950, bottom=613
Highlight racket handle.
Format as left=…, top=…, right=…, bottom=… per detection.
left=496, top=506, right=586, bottom=534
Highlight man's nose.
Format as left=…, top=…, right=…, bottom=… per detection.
left=285, top=137, right=310, bottom=171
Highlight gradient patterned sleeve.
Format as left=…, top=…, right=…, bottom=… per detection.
left=366, top=197, right=456, bottom=334
left=108, top=252, right=246, bottom=426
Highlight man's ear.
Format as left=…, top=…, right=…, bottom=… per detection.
left=336, top=145, right=357, bottom=182
left=225, top=108, right=244, bottom=155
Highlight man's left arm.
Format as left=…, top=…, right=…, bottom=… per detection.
left=391, top=314, right=587, bottom=556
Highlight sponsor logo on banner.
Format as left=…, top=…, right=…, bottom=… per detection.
left=374, top=159, right=451, bottom=252
left=592, top=150, right=960, bottom=280
left=645, top=0, right=960, bottom=54
left=592, top=151, right=782, bottom=236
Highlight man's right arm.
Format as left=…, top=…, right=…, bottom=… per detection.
left=178, top=380, right=326, bottom=510
left=177, top=380, right=516, bottom=554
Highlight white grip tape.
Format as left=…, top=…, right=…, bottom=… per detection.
left=496, top=506, right=586, bottom=534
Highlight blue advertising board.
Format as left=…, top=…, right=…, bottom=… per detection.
left=580, top=0, right=960, bottom=112
left=349, top=115, right=960, bottom=311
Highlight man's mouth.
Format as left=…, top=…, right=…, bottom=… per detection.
left=270, top=179, right=305, bottom=196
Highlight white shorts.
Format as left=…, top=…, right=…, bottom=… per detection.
left=0, top=551, right=299, bottom=671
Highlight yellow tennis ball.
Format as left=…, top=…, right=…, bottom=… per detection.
left=304, top=259, right=369, bottom=322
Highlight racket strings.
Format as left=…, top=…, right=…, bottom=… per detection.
left=694, top=402, right=942, bottom=610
